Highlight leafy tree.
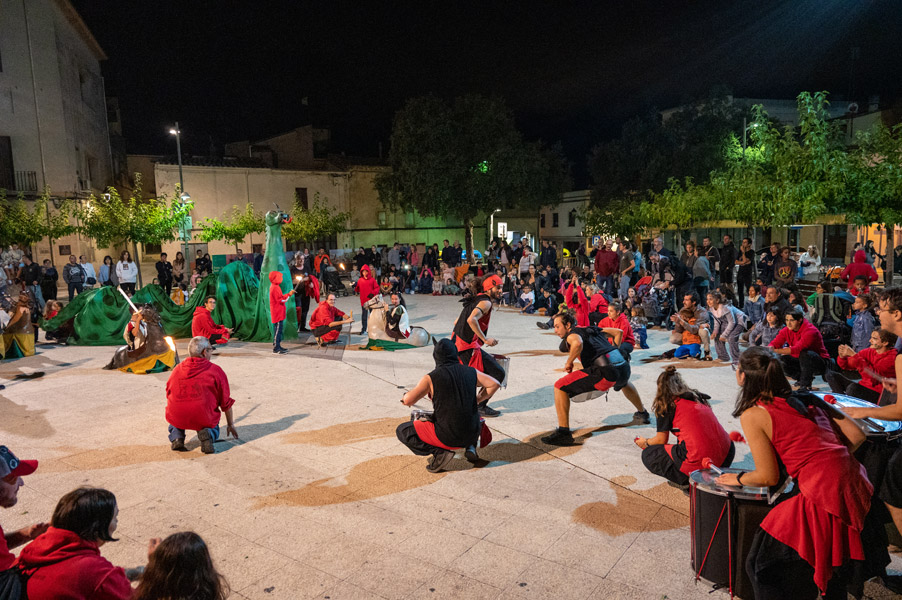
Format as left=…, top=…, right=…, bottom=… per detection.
left=77, top=174, right=192, bottom=287
left=198, top=203, right=265, bottom=251
left=376, top=94, right=571, bottom=263
left=0, top=188, right=76, bottom=262
left=282, top=192, right=350, bottom=246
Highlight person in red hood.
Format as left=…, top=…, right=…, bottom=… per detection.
left=770, top=308, right=834, bottom=392
left=826, top=328, right=898, bottom=404
left=166, top=336, right=237, bottom=453
left=309, top=293, right=353, bottom=345
left=355, top=264, right=380, bottom=335
left=17, top=487, right=147, bottom=600
left=268, top=270, right=296, bottom=354
left=841, top=249, right=878, bottom=289
left=296, top=273, right=320, bottom=333
left=191, top=296, right=231, bottom=345
left=1, top=445, right=47, bottom=590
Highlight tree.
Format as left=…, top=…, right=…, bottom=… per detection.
left=281, top=192, right=350, bottom=246
left=376, top=94, right=571, bottom=263
left=77, top=174, right=192, bottom=287
left=0, top=188, right=76, bottom=262
left=198, top=203, right=265, bottom=251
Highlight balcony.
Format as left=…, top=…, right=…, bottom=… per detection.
left=15, top=171, right=38, bottom=192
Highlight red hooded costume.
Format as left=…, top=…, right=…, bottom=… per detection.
left=165, top=356, right=235, bottom=431
left=355, top=264, right=380, bottom=306
left=191, top=305, right=230, bottom=343
left=840, top=250, right=878, bottom=285
left=268, top=271, right=293, bottom=323
left=309, top=301, right=347, bottom=342
left=17, top=526, right=133, bottom=600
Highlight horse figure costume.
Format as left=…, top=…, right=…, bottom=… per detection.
left=103, top=305, right=178, bottom=374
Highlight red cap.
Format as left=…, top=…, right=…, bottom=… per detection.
left=482, top=275, right=502, bottom=292
left=0, top=446, right=38, bottom=482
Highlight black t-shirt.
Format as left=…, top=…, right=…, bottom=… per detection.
left=573, top=326, right=617, bottom=367
left=156, top=260, right=172, bottom=280
left=737, top=249, right=755, bottom=276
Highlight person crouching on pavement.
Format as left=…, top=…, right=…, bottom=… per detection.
left=397, top=338, right=497, bottom=473
left=542, top=312, right=650, bottom=446
left=309, top=294, right=354, bottom=346
left=166, top=336, right=238, bottom=454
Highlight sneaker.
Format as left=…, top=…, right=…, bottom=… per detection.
left=275, top=348, right=289, bottom=354
left=198, top=429, right=215, bottom=454
left=478, top=402, right=501, bottom=418
left=464, top=445, right=479, bottom=464
left=633, top=410, right=651, bottom=424
left=426, top=450, right=455, bottom=473
left=170, top=438, right=186, bottom=452
left=661, top=349, right=676, bottom=359
left=536, top=321, right=550, bottom=330
left=540, top=428, right=575, bottom=446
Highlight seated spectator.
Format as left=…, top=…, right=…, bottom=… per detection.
left=850, top=274, right=871, bottom=297
left=42, top=300, right=63, bottom=342
left=133, top=531, right=229, bottom=600
left=770, top=308, right=834, bottom=392
left=166, top=336, right=238, bottom=454
left=432, top=271, right=444, bottom=296
left=565, top=275, right=590, bottom=327
left=535, top=288, right=561, bottom=330
left=17, top=487, right=143, bottom=599
left=171, top=282, right=188, bottom=306
left=826, top=329, right=898, bottom=404
left=673, top=307, right=702, bottom=359
left=634, top=366, right=734, bottom=488
left=741, top=284, right=766, bottom=341
left=309, top=293, right=353, bottom=345
left=749, top=307, right=785, bottom=347
left=518, top=285, right=536, bottom=314
left=798, top=245, right=822, bottom=277
left=189, top=268, right=202, bottom=289
left=841, top=249, right=878, bottom=289
left=417, top=267, right=433, bottom=294
left=1, top=446, right=46, bottom=595
left=763, top=285, right=791, bottom=320
left=809, top=280, right=851, bottom=329
left=665, top=292, right=712, bottom=361
left=847, top=292, right=876, bottom=353
left=191, top=296, right=232, bottom=345
left=708, top=290, right=747, bottom=365
left=630, top=305, right=649, bottom=349
left=787, top=289, right=809, bottom=317
left=599, top=299, right=636, bottom=356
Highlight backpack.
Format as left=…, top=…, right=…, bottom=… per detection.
left=0, top=566, right=28, bottom=600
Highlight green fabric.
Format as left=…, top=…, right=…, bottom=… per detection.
left=248, top=210, right=298, bottom=342
left=363, top=338, right=418, bottom=352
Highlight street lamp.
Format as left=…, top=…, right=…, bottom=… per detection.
left=169, top=122, right=191, bottom=258
left=742, top=116, right=759, bottom=160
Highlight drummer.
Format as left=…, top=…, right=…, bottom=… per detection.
left=717, top=346, right=873, bottom=599
left=634, top=366, right=734, bottom=490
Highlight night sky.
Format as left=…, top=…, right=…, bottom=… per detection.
left=73, top=0, right=902, bottom=182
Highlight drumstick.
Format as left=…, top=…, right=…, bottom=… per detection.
left=822, top=393, right=886, bottom=431
left=701, top=457, right=723, bottom=476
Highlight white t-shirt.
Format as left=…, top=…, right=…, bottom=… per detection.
left=116, top=261, right=138, bottom=283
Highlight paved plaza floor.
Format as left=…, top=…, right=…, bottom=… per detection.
left=2, top=294, right=900, bottom=599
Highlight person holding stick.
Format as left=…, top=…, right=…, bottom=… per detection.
left=309, top=294, right=353, bottom=346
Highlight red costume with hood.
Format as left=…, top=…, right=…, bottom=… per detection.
left=355, top=264, right=380, bottom=306
left=191, top=304, right=230, bottom=343
left=165, top=356, right=235, bottom=432
left=309, top=301, right=347, bottom=342
left=268, top=271, right=292, bottom=323
left=840, top=250, right=878, bottom=285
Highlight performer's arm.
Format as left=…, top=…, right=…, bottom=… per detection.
left=634, top=431, right=669, bottom=449
left=468, top=300, right=497, bottom=346
left=846, top=353, right=902, bottom=420
left=601, top=327, right=623, bottom=347
left=716, top=407, right=780, bottom=487
left=475, top=370, right=500, bottom=397
left=402, top=375, right=432, bottom=406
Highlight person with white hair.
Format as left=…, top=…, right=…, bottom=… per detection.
left=165, top=336, right=238, bottom=454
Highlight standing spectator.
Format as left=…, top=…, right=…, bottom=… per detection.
left=719, top=234, right=737, bottom=291
left=388, top=243, right=401, bottom=269
left=155, top=252, right=173, bottom=295
left=680, top=240, right=698, bottom=270
left=99, top=255, right=114, bottom=287
left=423, top=245, right=438, bottom=272
left=519, top=245, right=537, bottom=277
left=841, top=249, right=878, bottom=289
left=651, top=237, right=673, bottom=260
left=354, top=247, right=369, bottom=270
left=539, top=240, right=557, bottom=270
left=20, top=255, right=44, bottom=310
left=79, top=255, right=97, bottom=290
left=826, top=329, right=898, bottom=404
left=770, top=308, right=833, bottom=392
left=61, top=254, right=86, bottom=301
left=408, top=244, right=419, bottom=269
left=799, top=245, right=821, bottom=277
left=499, top=240, right=513, bottom=267
left=593, top=240, right=618, bottom=296
left=40, top=259, right=58, bottom=301
left=1, top=445, right=47, bottom=592
left=773, top=246, right=798, bottom=288
left=700, top=237, right=720, bottom=286
left=575, top=245, right=589, bottom=270
left=253, top=249, right=264, bottom=277
left=172, top=251, right=186, bottom=286
left=865, top=240, right=883, bottom=270
left=452, top=241, right=463, bottom=266
left=195, top=249, right=211, bottom=276
left=296, top=273, right=320, bottom=332
left=735, top=237, right=756, bottom=306
left=268, top=271, right=296, bottom=355
left=618, top=244, right=636, bottom=300
left=116, top=250, right=138, bottom=294
left=894, top=245, right=902, bottom=277
left=370, top=245, right=383, bottom=276
left=440, top=240, right=454, bottom=266
left=691, top=247, right=713, bottom=300
left=758, top=243, right=780, bottom=285
left=708, top=290, right=746, bottom=365
left=2, top=244, right=24, bottom=283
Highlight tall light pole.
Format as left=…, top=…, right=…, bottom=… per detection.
left=169, top=122, right=191, bottom=261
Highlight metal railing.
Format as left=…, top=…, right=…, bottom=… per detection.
left=14, top=170, right=38, bottom=192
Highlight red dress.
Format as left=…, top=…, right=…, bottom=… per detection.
left=757, top=397, right=872, bottom=592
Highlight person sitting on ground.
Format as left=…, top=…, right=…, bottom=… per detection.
left=171, top=281, right=188, bottom=306
left=397, top=338, right=497, bottom=472
left=770, top=308, right=834, bottom=392
left=841, top=249, right=878, bottom=289
left=541, top=312, right=650, bottom=446
left=16, top=487, right=148, bottom=599
left=673, top=308, right=702, bottom=359
left=124, top=310, right=147, bottom=351
left=432, top=271, right=444, bottom=296
left=599, top=299, right=636, bottom=356
left=749, top=307, right=785, bottom=348
left=518, top=284, right=536, bottom=314
left=848, top=292, right=876, bottom=353
left=664, top=292, right=712, bottom=361
left=42, top=300, right=63, bottom=342
left=309, top=293, right=353, bottom=345
left=850, top=274, right=871, bottom=297
left=744, top=284, right=766, bottom=324
left=189, top=268, right=202, bottom=289
left=166, top=336, right=238, bottom=454
left=808, top=280, right=851, bottom=329
left=0, top=446, right=47, bottom=594
left=787, top=288, right=809, bottom=316
left=191, top=296, right=232, bottom=345
left=132, top=531, right=229, bottom=600
left=630, top=305, right=650, bottom=350
left=826, top=329, right=898, bottom=405
left=635, top=366, right=734, bottom=489
left=384, top=293, right=411, bottom=341
left=763, top=285, right=791, bottom=320
left=535, top=287, right=561, bottom=330
left=564, top=274, right=590, bottom=327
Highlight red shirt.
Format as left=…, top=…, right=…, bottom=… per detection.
left=588, top=293, right=608, bottom=314
left=770, top=318, right=829, bottom=359
left=303, top=275, right=321, bottom=301
left=268, top=271, right=292, bottom=323
left=165, top=357, right=235, bottom=431
left=0, top=523, right=14, bottom=571
left=600, top=313, right=635, bottom=346
left=840, top=250, right=878, bottom=284
left=191, top=306, right=228, bottom=338
left=657, top=396, right=732, bottom=475
left=309, top=302, right=346, bottom=342
left=838, top=348, right=898, bottom=393
left=566, top=283, right=589, bottom=327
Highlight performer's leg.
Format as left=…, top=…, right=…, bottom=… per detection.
left=641, top=445, right=689, bottom=486
left=299, top=295, right=310, bottom=331
left=824, top=369, right=853, bottom=393
left=395, top=422, right=440, bottom=456
left=845, top=382, right=881, bottom=404
left=361, top=307, right=369, bottom=334
left=619, top=382, right=646, bottom=414
left=272, top=320, right=284, bottom=352
left=168, top=425, right=187, bottom=451
left=553, top=387, right=571, bottom=429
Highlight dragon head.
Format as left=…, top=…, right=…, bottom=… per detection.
left=265, top=209, right=291, bottom=227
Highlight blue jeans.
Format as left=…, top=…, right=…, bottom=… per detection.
left=168, top=424, right=219, bottom=442
left=619, top=275, right=631, bottom=300
left=27, top=284, right=45, bottom=310
left=595, top=274, right=614, bottom=296
left=361, top=306, right=369, bottom=333
left=67, top=282, right=83, bottom=301
left=635, top=327, right=648, bottom=349
left=273, top=319, right=284, bottom=350
left=674, top=343, right=701, bottom=358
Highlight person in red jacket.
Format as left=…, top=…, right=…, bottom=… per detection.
left=1, top=446, right=47, bottom=587
left=296, top=273, right=320, bottom=333
left=309, top=293, right=353, bottom=345
left=841, top=249, right=878, bottom=288
left=191, top=296, right=231, bottom=345
left=593, top=240, right=619, bottom=296
left=825, top=329, right=898, bottom=404
left=166, top=336, right=238, bottom=454
left=599, top=299, right=636, bottom=356
left=355, top=264, right=380, bottom=335
left=268, top=271, right=296, bottom=355
left=17, top=487, right=142, bottom=600
left=565, top=276, right=589, bottom=327
left=770, top=308, right=834, bottom=392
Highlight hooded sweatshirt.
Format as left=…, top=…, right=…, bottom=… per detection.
left=191, top=305, right=229, bottom=339
left=165, top=356, right=235, bottom=431
left=427, top=339, right=481, bottom=447
left=838, top=347, right=898, bottom=393
left=355, top=265, right=380, bottom=307
left=268, top=271, right=292, bottom=323
left=840, top=250, right=878, bottom=284
left=17, top=526, right=133, bottom=600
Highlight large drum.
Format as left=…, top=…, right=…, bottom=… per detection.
left=690, top=469, right=793, bottom=599
left=492, top=354, right=510, bottom=388
left=811, top=392, right=902, bottom=441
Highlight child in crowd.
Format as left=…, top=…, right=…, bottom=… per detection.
left=189, top=268, right=202, bottom=289
left=42, top=300, right=62, bottom=342
left=630, top=305, right=650, bottom=349
left=132, top=531, right=229, bottom=600
left=827, top=329, right=898, bottom=404
left=743, top=284, right=765, bottom=324
left=850, top=274, right=870, bottom=297
left=787, top=289, right=808, bottom=316
left=625, top=287, right=639, bottom=311
left=268, top=271, right=296, bottom=354
left=749, top=307, right=784, bottom=347
left=848, top=292, right=876, bottom=352
left=432, top=271, right=444, bottom=296
left=674, top=308, right=702, bottom=359
left=171, top=282, right=188, bottom=306
left=518, top=285, right=536, bottom=314
left=441, top=262, right=454, bottom=285
left=350, top=265, right=361, bottom=287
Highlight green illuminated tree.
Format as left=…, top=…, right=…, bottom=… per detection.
left=198, top=203, right=265, bottom=251
left=376, top=94, right=571, bottom=263
left=282, top=192, right=350, bottom=246
left=0, top=188, right=76, bottom=261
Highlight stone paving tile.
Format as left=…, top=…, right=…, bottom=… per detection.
left=239, top=562, right=340, bottom=599
left=409, top=570, right=504, bottom=600
left=503, top=557, right=603, bottom=600
left=540, top=528, right=627, bottom=578
left=448, top=540, right=536, bottom=587
left=344, top=551, right=441, bottom=599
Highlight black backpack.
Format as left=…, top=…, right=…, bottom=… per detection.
left=0, top=566, right=28, bottom=600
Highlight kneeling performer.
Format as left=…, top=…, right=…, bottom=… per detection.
left=542, top=312, right=650, bottom=446
left=397, top=339, right=498, bottom=473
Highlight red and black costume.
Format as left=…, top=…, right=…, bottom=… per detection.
left=451, top=292, right=505, bottom=385
left=555, top=326, right=631, bottom=397
left=641, top=393, right=734, bottom=486
left=309, top=301, right=347, bottom=343
left=191, top=305, right=230, bottom=345
left=295, top=274, right=320, bottom=331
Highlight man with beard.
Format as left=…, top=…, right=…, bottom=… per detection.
left=451, top=274, right=506, bottom=417
left=0, top=445, right=47, bottom=589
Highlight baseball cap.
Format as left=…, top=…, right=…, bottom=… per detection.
left=0, top=446, right=38, bottom=482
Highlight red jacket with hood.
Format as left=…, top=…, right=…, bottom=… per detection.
left=309, top=302, right=347, bottom=342
left=838, top=347, right=898, bottom=392
left=165, top=356, right=235, bottom=431
left=17, top=526, right=132, bottom=600
left=770, top=318, right=830, bottom=359
left=355, top=265, right=380, bottom=307
left=840, top=250, right=878, bottom=284
left=268, top=271, right=292, bottom=323
left=191, top=306, right=229, bottom=339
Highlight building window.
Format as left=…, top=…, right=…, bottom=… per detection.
left=0, top=136, right=12, bottom=190
left=378, top=211, right=387, bottom=228
left=295, top=188, right=308, bottom=210
left=58, top=245, right=71, bottom=256
left=404, top=211, right=415, bottom=228
left=144, top=243, right=162, bottom=255
left=568, top=210, right=577, bottom=227
left=540, top=213, right=546, bottom=228
left=552, top=213, right=559, bottom=228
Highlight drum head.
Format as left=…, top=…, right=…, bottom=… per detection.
left=690, top=469, right=769, bottom=500
left=812, top=392, right=902, bottom=436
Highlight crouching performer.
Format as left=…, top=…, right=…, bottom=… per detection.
left=541, top=312, right=650, bottom=446
left=397, top=338, right=496, bottom=473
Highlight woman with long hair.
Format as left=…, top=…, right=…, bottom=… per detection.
left=634, top=366, right=733, bottom=488
left=717, top=346, right=875, bottom=599
left=116, top=250, right=138, bottom=294
left=172, top=251, right=186, bottom=285
left=133, top=531, right=229, bottom=600
left=799, top=245, right=821, bottom=277
left=99, top=255, right=115, bottom=287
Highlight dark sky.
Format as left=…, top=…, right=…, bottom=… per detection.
left=73, top=0, right=902, bottom=180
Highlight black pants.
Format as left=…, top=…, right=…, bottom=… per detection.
left=121, top=282, right=136, bottom=295
left=67, top=282, right=83, bottom=301
left=736, top=272, right=753, bottom=309
left=209, top=334, right=225, bottom=345
left=396, top=422, right=441, bottom=456
left=779, top=351, right=833, bottom=387
left=298, top=295, right=311, bottom=330
left=641, top=442, right=735, bottom=487
left=160, top=278, right=172, bottom=295
left=823, top=371, right=881, bottom=404
left=746, top=530, right=851, bottom=600
left=313, top=324, right=342, bottom=338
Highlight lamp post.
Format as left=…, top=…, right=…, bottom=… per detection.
left=169, top=122, right=191, bottom=261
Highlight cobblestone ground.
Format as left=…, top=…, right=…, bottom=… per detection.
left=1, top=294, right=899, bottom=599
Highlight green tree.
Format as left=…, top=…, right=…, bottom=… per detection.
left=0, top=188, right=76, bottom=262
left=282, top=192, right=350, bottom=246
left=198, top=203, right=265, bottom=251
left=77, top=174, right=192, bottom=287
left=376, top=94, right=571, bottom=263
